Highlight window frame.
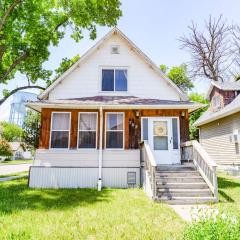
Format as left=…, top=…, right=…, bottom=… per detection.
left=77, top=112, right=98, bottom=150
left=105, top=112, right=125, bottom=150
left=100, top=67, right=128, bottom=92
left=49, top=112, right=71, bottom=150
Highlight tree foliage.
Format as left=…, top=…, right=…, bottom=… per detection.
left=22, top=110, right=40, bottom=151
left=0, top=0, right=122, bottom=104
left=160, top=64, right=194, bottom=92
left=0, top=137, right=13, bottom=157
left=0, top=121, right=23, bottom=142
left=47, top=54, right=80, bottom=86
left=189, top=93, right=209, bottom=140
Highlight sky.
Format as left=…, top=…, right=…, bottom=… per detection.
left=1, top=0, right=240, bottom=119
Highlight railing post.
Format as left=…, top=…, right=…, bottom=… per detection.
left=212, top=166, right=218, bottom=201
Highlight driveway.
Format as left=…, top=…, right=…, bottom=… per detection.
left=0, top=164, right=31, bottom=176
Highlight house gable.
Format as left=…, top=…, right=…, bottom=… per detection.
left=40, top=28, right=187, bottom=101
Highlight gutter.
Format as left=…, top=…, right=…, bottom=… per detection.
left=98, top=106, right=103, bottom=191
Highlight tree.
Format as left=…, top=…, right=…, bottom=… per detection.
left=46, top=54, right=80, bottom=87
left=22, top=110, right=40, bottom=151
left=179, top=15, right=232, bottom=82
left=0, top=0, right=122, bottom=105
left=160, top=64, right=194, bottom=92
left=0, top=137, right=13, bottom=157
left=0, top=121, right=23, bottom=141
left=188, top=93, right=209, bottom=140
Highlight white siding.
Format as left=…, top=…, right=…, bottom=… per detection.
left=200, top=112, right=240, bottom=165
left=29, top=167, right=140, bottom=188
left=48, top=34, right=180, bottom=101
left=34, top=149, right=140, bottom=167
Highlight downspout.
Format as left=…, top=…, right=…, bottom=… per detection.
left=98, top=106, right=103, bottom=191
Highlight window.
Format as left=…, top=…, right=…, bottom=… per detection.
left=172, top=118, right=179, bottom=150
left=50, top=112, right=70, bottom=149
left=212, top=95, right=221, bottom=108
left=78, top=113, right=97, bottom=149
left=111, top=45, right=119, bottom=54
left=102, top=69, right=127, bottom=91
left=141, top=118, right=148, bottom=141
left=106, top=113, right=124, bottom=149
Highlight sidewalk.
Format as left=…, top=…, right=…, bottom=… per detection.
left=0, top=163, right=31, bottom=176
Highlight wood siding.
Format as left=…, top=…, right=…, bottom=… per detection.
left=200, top=112, right=240, bottom=165
left=39, top=108, right=189, bottom=150
left=48, top=34, right=180, bottom=101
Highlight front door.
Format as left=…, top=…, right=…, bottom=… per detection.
left=147, top=117, right=180, bottom=165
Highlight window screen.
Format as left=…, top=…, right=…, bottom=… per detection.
left=50, top=113, right=70, bottom=148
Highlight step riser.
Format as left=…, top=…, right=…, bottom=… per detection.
left=156, top=178, right=204, bottom=183
left=157, top=184, right=209, bottom=189
left=157, top=167, right=196, bottom=171
left=156, top=173, right=200, bottom=177
left=157, top=192, right=212, bottom=197
left=156, top=199, right=215, bottom=204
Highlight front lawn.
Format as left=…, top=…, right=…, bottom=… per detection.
left=0, top=178, right=184, bottom=240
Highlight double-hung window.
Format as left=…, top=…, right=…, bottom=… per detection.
left=50, top=112, right=70, bottom=149
left=105, top=113, right=124, bottom=149
left=78, top=113, right=97, bottom=149
left=102, top=69, right=127, bottom=91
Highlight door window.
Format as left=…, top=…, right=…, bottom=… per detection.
left=153, top=121, right=168, bottom=150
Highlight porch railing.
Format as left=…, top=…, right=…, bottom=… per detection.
left=140, top=141, right=157, bottom=199
left=181, top=140, right=218, bottom=201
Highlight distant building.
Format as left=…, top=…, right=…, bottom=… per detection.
left=9, top=91, right=37, bottom=127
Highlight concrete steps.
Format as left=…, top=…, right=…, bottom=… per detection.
left=155, top=163, right=215, bottom=204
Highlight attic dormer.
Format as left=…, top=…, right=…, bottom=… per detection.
left=207, top=81, right=240, bottom=112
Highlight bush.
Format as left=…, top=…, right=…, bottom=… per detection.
left=0, top=121, right=23, bottom=142
left=0, top=138, right=13, bottom=157
left=183, top=211, right=240, bottom=240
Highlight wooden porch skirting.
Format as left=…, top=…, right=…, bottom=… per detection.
left=29, top=166, right=140, bottom=189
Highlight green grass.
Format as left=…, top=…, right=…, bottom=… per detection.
left=217, top=173, right=240, bottom=217
left=0, top=159, right=32, bottom=165
left=0, top=178, right=185, bottom=240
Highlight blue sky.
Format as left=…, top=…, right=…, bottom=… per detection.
left=1, top=0, right=240, bottom=99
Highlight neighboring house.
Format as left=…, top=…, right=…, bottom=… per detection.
left=27, top=28, right=217, bottom=203
left=9, top=142, right=32, bottom=160
left=194, top=81, right=240, bottom=166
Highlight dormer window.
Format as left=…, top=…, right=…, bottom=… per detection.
left=212, top=95, right=221, bottom=109
left=102, top=69, right=127, bottom=91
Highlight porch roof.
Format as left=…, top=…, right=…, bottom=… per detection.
left=26, top=95, right=202, bottom=112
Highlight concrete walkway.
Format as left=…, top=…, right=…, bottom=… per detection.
left=0, top=163, right=31, bottom=176
left=0, top=174, right=28, bottom=182
left=170, top=204, right=217, bottom=222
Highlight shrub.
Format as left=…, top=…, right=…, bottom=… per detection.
left=0, top=138, right=13, bottom=157
left=0, top=121, right=23, bottom=142
left=183, top=211, right=240, bottom=240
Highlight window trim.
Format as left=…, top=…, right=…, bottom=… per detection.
left=77, top=112, right=98, bottom=150
left=100, top=67, right=128, bottom=92
left=49, top=112, right=71, bottom=150
left=105, top=112, right=125, bottom=150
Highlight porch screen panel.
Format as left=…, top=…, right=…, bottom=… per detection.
left=78, top=113, right=97, bottom=148
left=50, top=112, right=70, bottom=148
left=106, top=113, right=124, bottom=149
left=172, top=118, right=179, bottom=149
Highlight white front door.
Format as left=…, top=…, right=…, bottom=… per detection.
left=146, top=117, right=180, bottom=165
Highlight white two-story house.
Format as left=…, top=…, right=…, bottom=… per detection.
left=28, top=28, right=217, bottom=204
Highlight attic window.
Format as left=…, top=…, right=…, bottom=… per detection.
left=111, top=45, right=119, bottom=54
left=212, top=95, right=221, bottom=109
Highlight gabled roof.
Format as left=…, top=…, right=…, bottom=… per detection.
left=194, top=94, right=240, bottom=127
left=206, top=81, right=240, bottom=100
left=39, top=27, right=188, bottom=101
